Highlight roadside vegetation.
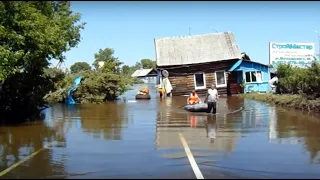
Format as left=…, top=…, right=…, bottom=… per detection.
left=44, top=49, right=156, bottom=104
left=243, top=62, right=320, bottom=112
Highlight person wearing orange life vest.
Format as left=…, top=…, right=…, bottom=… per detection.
left=187, top=90, right=201, bottom=105
left=139, top=88, right=149, bottom=95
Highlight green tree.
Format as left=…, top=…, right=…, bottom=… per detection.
left=140, top=59, right=156, bottom=69
left=44, top=47, right=138, bottom=104
left=132, top=62, right=142, bottom=70
left=121, top=65, right=131, bottom=76
left=72, top=49, right=130, bottom=102
left=0, top=1, right=85, bottom=123
left=92, top=48, right=123, bottom=72
left=70, top=62, right=91, bottom=74
left=43, top=67, right=66, bottom=89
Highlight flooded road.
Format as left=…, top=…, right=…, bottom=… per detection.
left=1, top=84, right=320, bottom=179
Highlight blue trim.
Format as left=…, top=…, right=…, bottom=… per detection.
left=228, top=59, right=243, bottom=72
left=229, top=59, right=270, bottom=72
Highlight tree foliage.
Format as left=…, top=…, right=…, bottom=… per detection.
left=45, top=48, right=132, bottom=104
left=133, top=61, right=142, bottom=70
left=70, top=62, right=91, bottom=74
left=92, top=48, right=123, bottom=72
left=0, top=1, right=85, bottom=123
left=140, top=59, right=156, bottom=69
left=121, top=65, right=131, bottom=76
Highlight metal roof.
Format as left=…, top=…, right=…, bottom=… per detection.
left=131, top=69, right=155, bottom=77
left=154, top=32, right=241, bottom=66
left=228, top=59, right=270, bottom=72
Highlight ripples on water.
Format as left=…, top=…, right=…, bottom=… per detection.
left=0, top=84, right=320, bottom=178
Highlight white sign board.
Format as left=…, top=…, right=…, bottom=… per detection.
left=269, top=42, right=315, bottom=68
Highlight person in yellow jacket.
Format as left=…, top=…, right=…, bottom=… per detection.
left=158, top=87, right=165, bottom=99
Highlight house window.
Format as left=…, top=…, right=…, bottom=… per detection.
left=245, top=71, right=262, bottom=83
left=215, top=71, right=227, bottom=87
left=194, top=72, right=206, bottom=89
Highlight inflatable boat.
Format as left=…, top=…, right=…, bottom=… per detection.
left=184, top=103, right=208, bottom=112
left=135, top=94, right=151, bottom=100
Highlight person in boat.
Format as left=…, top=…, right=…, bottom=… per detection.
left=138, top=87, right=149, bottom=95
left=187, top=90, right=201, bottom=105
left=204, top=84, right=218, bottom=114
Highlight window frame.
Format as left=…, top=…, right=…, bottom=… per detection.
left=245, top=71, right=263, bottom=83
left=194, top=72, right=206, bottom=90
left=215, top=71, right=227, bottom=88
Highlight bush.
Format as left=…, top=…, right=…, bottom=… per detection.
left=44, top=69, right=133, bottom=104
left=243, top=93, right=320, bottom=113
left=276, top=62, right=320, bottom=100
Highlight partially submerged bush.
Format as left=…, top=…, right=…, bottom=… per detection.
left=243, top=93, right=320, bottom=113
left=44, top=69, right=133, bottom=104
left=73, top=70, right=130, bottom=103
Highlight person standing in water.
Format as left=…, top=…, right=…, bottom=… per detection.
left=205, top=84, right=218, bottom=114
left=158, top=87, right=165, bottom=99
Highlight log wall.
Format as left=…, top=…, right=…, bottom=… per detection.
left=158, top=59, right=238, bottom=96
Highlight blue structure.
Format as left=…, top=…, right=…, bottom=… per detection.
left=228, top=59, right=271, bottom=93
left=65, top=76, right=82, bottom=105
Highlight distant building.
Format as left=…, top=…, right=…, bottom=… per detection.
left=131, top=69, right=158, bottom=83
left=98, top=61, right=105, bottom=68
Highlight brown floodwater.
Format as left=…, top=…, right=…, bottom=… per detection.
left=1, top=84, right=320, bottom=179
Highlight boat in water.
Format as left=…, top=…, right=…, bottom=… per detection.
left=184, top=103, right=208, bottom=112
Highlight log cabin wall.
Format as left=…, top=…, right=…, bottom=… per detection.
left=158, top=59, right=238, bottom=96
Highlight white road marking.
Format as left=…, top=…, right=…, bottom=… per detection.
left=0, top=143, right=54, bottom=177
left=178, top=133, right=204, bottom=179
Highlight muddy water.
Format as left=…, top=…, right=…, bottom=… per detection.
left=0, top=84, right=320, bottom=178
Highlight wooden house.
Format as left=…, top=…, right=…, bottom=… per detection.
left=154, top=32, right=242, bottom=96
left=154, top=32, right=271, bottom=96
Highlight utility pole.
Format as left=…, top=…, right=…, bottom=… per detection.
left=189, top=27, right=191, bottom=36
left=315, top=30, right=320, bottom=60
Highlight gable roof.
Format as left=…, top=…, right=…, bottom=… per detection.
left=154, top=32, right=241, bottom=67
left=131, top=69, right=156, bottom=77
left=228, top=59, right=270, bottom=72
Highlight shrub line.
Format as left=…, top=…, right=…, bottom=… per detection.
left=242, top=93, right=320, bottom=113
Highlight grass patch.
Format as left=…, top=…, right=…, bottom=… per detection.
left=242, top=93, right=320, bottom=113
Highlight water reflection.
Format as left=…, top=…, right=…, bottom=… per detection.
left=79, top=104, right=128, bottom=140
left=274, top=108, right=320, bottom=164
left=1, top=85, right=320, bottom=178
left=206, top=116, right=217, bottom=143
left=0, top=107, right=67, bottom=178
left=155, top=96, right=241, bottom=153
